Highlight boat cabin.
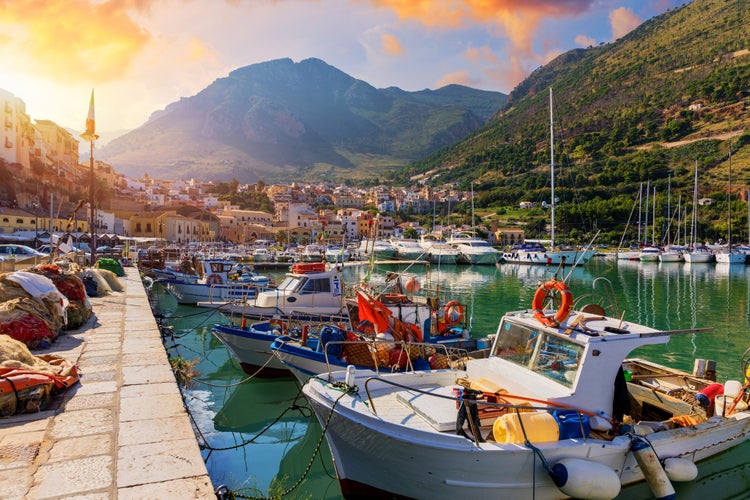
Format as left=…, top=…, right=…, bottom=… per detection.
left=254, top=265, right=344, bottom=309
left=466, top=310, right=671, bottom=419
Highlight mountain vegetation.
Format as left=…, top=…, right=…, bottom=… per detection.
left=98, top=58, right=505, bottom=184
left=392, top=0, right=750, bottom=245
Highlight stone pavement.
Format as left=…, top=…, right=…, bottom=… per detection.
left=0, top=267, right=216, bottom=499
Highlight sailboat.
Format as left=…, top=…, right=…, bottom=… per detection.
left=502, top=88, right=595, bottom=266
left=683, top=160, right=714, bottom=263
left=715, top=147, right=746, bottom=264
left=639, top=183, right=661, bottom=262
left=658, top=176, right=684, bottom=262
left=616, top=183, right=643, bottom=260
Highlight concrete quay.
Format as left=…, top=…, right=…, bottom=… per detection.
left=0, top=267, right=216, bottom=499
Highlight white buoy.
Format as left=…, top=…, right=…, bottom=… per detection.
left=632, top=439, right=676, bottom=499
left=550, top=458, right=621, bottom=500
left=664, top=457, right=698, bottom=482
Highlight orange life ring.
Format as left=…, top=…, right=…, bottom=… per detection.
left=206, top=274, right=223, bottom=285
left=531, top=280, right=573, bottom=327
left=438, top=300, right=464, bottom=333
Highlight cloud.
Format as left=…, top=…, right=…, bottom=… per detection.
left=609, top=7, right=641, bottom=40
left=380, top=33, right=404, bottom=55
left=0, top=0, right=151, bottom=83
left=186, top=37, right=218, bottom=64
left=435, top=71, right=479, bottom=88
left=367, top=0, right=595, bottom=54
left=575, top=34, right=596, bottom=47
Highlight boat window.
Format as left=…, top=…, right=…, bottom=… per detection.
left=278, top=277, right=299, bottom=291
left=299, top=278, right=331, bottom=294
left=530, top=334, right=583, bottom=388
left=494, top=320, right=583, bottom=388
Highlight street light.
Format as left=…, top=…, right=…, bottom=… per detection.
left=32, top=203, right=39, bottom=249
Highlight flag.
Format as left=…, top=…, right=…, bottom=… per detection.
left=357, top=290, right=391, bottom=334
left=81, top=89, right=98, bottom=141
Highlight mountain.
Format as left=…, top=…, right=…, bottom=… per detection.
left=394, top=0, right=750, bottom=242
left=99, top=58, right=505, bottom=182
left=402, top=0, right=750, bottom=194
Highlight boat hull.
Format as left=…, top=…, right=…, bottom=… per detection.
left=304, top=371, right=750, bottom=500
left=211, top=324, right=290, bottom=376
left=502, top=249, right=594, bottom=266
left=162, top=280, right=264, bottom=305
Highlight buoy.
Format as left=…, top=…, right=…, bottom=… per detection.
left=663, top=457, right=698, bottom=482
left=631, top=438, right=676, bottom=500
left=404, top=277, right=420, bottom=293
left=724, top=380, right=743, bottom=398
left=550, top=458, right=621, bottom=500
left=695, top=382, right=724, bottom=407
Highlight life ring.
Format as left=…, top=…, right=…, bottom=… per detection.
left=206, top=273, right=223, bottom=285
left=531, top=280, right=573, bottom=327
left=438, top=300, right=464, bottom=333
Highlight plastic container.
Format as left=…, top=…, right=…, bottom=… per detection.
left=724, top=380, right=743, bottom=398
left=493, top=411, right=559, bottom=443
left=715, top=394, right=748, bottom=416
left=553, top=410, right=591, bottom=439
left=476, top=337, right=492, bottom=349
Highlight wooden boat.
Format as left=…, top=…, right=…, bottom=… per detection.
left=302, top=277, right=750, bottom=499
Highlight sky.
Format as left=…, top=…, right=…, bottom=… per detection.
left=1, top=0, right=686, bottom=140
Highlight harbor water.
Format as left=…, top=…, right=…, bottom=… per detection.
left=149, top=257, right=750, bottom=499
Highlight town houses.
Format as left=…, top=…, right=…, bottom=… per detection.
left=1, top=87, right=517, bottom=250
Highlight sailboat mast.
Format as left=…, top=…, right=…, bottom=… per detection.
left=637, top=182, right=643, bottom=244
left=691, top=161, right=698, bottom=249
left=644, top=180, right=650, bottom=245
left=549, top=88, right=555, bottom=249
left=652, top=187, right=657, bottom=246
left=728, top=148, right=733, bottom=250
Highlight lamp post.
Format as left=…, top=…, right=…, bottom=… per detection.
left=80, top=89, right=98, bottom=266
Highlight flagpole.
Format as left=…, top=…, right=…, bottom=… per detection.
left=80, top=89, right=99, bottom=266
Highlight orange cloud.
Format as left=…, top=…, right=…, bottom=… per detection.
left=186, top=37, right=218, bottom=64
left=381, top=33, right=404, bottom=55
left=0, top=0, right=151, bottom=83
left=435, top=71, right=478, bottom=88
left=609, top=7, right=641, bottom=40
left=575, top=34, right=596, bottom=47
left=366, top=0, right=594, bottom=54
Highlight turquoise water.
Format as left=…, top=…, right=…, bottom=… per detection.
left=150, top=258, right=750, bottom=499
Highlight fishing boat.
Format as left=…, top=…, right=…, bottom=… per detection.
left=160, top=259, right=271, bottom=305
left=196, top=262, right=348, bottom=321
left=271, top=287, right=476, bottom=383
left=302, top=277, right=750, bottom=499
left=212, top=320, right=294, bottom=376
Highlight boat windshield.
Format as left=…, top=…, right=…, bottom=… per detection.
left=278, top=276, right=301, bottom=291
left=493, top=320, right=584, bottom=388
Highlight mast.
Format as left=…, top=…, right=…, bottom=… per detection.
left=549, top=87, right=555, bottom=249
left=691, top=160, right=698, bottom=249
left=644, top=180, right=650, bottom=245
left=637, top=182, right=643, bottom=244
left=728, top=148, right=733, bottom=250
left=652, top=186, right=656, bottom=246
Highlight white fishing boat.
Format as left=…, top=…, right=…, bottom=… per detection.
left=324, top=244, right=350, bottom=263
left=447, top=232, right=501, bottom=265
left=303, top=277, right=750, bottom=500
left=160, top=259, right=271, bottom=305
left=196, top=262, right=348, bottom=321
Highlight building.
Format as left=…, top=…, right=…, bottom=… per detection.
left=0, top=88, right=34, bottom=175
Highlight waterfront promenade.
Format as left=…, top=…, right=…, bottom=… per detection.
left=0, top=267, right=216, bottom=499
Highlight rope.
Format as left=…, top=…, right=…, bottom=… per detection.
left=226, top=378, right=354, bottom=499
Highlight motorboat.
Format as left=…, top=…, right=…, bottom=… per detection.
left=302, top=278, right=750, bottom=499
left=324, top=245, right=350, bottom=263
left=160, top=259, right=271, bottom=305
left=638, top=246, right=661, bottom=262
left=299, top=244, right=324, bottom=262
left=197, top=262, right=348, bottom=321
left=390, top=238, right=426, bottom=261
left=357, top=238, right=396, bottom=261
left=447, top=232, right=501, bottom=265
left=420, top=235, right=460, bottom=265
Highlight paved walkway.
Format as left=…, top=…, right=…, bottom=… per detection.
left=0, top=267, right=215, bottom=499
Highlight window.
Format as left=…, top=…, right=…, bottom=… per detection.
left=299, top=278, right=331, bottom=295
left=494, top=319, right=583, bottom=388
left=136, top=223, right=142, bottom=232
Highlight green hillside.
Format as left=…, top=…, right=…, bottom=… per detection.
left=392, top=0, right=750, bottom=244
